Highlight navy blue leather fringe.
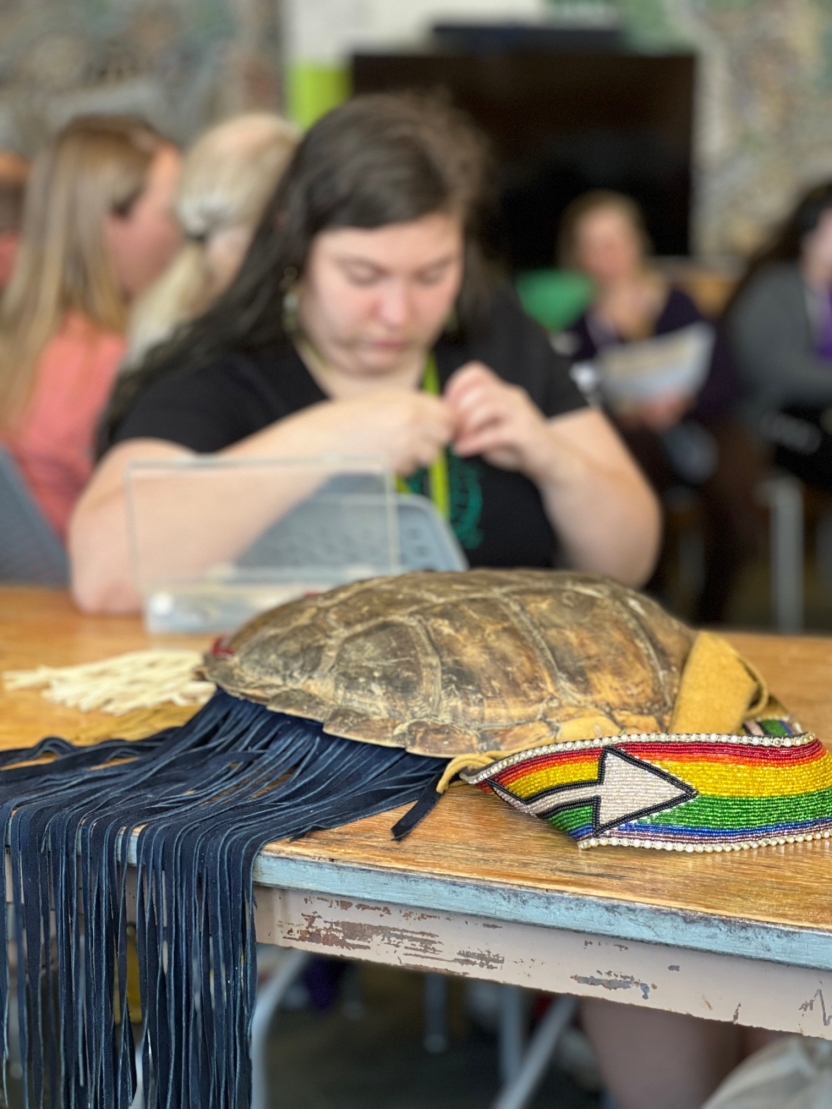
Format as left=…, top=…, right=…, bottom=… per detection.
left=0, top=690, right=447, bottom=1109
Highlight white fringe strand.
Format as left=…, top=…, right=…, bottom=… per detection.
left=3, top=651, right=214, bottom=715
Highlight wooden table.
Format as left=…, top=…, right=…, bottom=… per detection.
left=3, top=588, right=832, bottom=1040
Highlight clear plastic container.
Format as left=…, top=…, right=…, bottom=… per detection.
left=126, top=457, right=399, bottom=632
left=126, top=457, right=467, bottom=633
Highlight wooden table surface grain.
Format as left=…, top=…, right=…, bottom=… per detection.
left=3, top=587, right=832, bottom=963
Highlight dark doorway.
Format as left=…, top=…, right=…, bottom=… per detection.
left=352, top=49, right=695, bottom=271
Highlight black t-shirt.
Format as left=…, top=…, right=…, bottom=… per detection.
left=110, top=288, right=586, bottom=568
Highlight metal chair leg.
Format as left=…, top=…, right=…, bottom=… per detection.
left=423, top=972, right=450, bottom=1053
left=817, top=507, right=832, bottom=592
left=498, top=984, right=528, bottom=1085
left=493, top=995, right=578, bottom=1109
left=250, top=948, right=311, bottom=1109
left=757, top=474, right=804, bottom=632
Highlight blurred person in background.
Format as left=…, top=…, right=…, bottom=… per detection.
left=560, top=190, right=762, bottom=623
left=727, top=181, right=832, bottom=491
left=70, top=93, right=660, bottom=613
left=124, top=113, right=297, bottom=370
left=0, top=115, right=181, bottom=541
left=0, top=151, right=28, bottom=288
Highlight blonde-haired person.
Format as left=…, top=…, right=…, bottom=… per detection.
left=0, top=115, right=181, bottom=541
left=125, top=113, right=297, bottom=369
left=0, top=151, right=29, bottom=289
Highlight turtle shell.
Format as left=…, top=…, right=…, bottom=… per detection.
left=203, top=570, right=695, bottom=758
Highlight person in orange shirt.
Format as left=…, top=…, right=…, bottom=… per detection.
left=0, top=115, right=181, bottom=540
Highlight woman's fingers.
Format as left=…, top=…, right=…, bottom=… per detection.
left=396, top=397, right=459, bottom=473
left=451, top=391, right=534, bottom=449
left=399, top=433, right=451, bottom=474
left=454, top=424, right=516, bottom=459
left=443, top=360, right=495, bottom=403
left=446, top=372, right=530, bottom=436
left=445, top=381, right=491, bottom=414
left=393, top=374, right=539, bottom=473
left=414, top=393, right=459, bottom=442
left=413, top=441, right=445, bottom=469
left=454, top=399, right=505, bottom=438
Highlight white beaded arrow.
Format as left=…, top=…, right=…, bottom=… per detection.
left=489, top=747, right=697, bottom=834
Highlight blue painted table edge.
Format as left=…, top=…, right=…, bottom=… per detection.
left=252, top=851, right=832, bottom=974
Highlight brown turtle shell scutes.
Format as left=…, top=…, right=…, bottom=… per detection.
left=202, top=570, right=695, bottom=758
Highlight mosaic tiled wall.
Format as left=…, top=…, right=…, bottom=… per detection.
left=6, top=1, right=832, bottom=256
left=621, top=0, right=832, bottom=255
left=0, top=0, right=284, bottom=153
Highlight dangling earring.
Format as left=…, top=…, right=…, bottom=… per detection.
left=444, top=303, right=460, bottom=336
left=282, top=289, right=300, bottom=335
left=280, top=266, right=300, bottom=335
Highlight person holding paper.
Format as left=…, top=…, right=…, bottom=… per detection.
left=559, top=190, right=761, bottom=622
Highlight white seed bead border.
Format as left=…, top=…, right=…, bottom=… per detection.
left=577, top=827, right=832, bottom=852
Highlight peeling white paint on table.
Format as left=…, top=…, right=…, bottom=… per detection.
left=253, top=887, right=832, bottom=1038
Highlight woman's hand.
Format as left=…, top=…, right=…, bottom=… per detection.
left=444, top=361, right=660, bottom=587
left=444, top=362, right=554, bottom=479
left=70, top=392, right=458, bottom=615
left=315, top=389, right=458, bottom=475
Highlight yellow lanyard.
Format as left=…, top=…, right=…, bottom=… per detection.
left=396, top=353, right=450, bottom=520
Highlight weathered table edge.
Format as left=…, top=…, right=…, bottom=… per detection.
left=252, top=852, right=832, bottom=974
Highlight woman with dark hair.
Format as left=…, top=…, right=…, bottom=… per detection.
left=69, top=94, right=659, bottom=612
left=728, top=181, right=832, bottom=488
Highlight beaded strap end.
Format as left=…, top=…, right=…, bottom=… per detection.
left=462, top=721, right=832, bottom=852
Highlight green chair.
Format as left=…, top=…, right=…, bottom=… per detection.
left=515, top=269, right=593, bottom=333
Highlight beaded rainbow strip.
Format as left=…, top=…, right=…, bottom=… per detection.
left=462, top=720, right=832, bottom=852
